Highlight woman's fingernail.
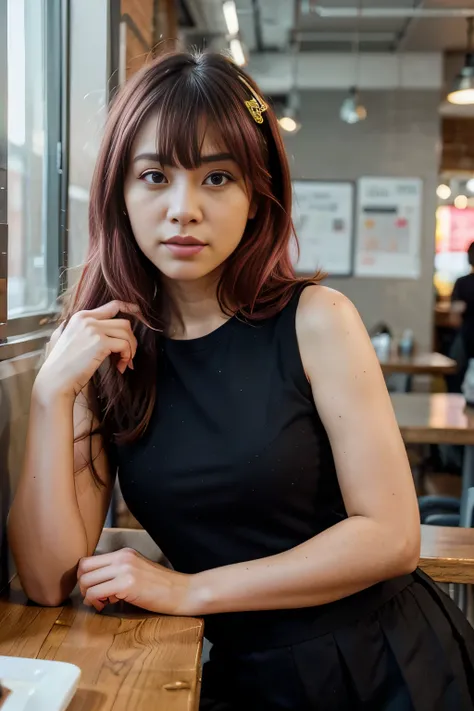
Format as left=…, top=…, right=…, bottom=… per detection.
left=128, top=359, right=134, bottom=370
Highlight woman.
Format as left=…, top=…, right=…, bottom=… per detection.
left=8, top=51, right=474, bottom=710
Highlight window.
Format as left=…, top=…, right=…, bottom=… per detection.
left=8, top=0, right=48, bottom=315
left=2, top=0, right=63, bottom=334
left=0, top=0, right=118, bottom=355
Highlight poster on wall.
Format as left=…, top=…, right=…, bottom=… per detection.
left=292, top=181, right=354, bottom=276
left=354, top=177, right=422, bottom=278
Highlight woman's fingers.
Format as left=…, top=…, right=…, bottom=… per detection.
left=104, top=337, right=135, bottom=373
left=90, top=301, right=140, bottom=320
left=79, top=565, right=117, bottom=597
left=84, top=580, right=127, bottom=611
left=98, top=318, right=138, bottom=373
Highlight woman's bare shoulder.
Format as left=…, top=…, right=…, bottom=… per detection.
left=296, top=285, right=362, bottom=342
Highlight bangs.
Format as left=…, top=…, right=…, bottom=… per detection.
left=149, top=67, right=269, bottom=181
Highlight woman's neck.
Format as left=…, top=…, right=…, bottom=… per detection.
left=161, top=273, right=233, bottom=340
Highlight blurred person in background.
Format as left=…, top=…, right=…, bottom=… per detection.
left=8, top=51, right=474, bottom=710
left=447, top=241, right=474, bottom=393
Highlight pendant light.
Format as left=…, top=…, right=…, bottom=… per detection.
left=340, top=0, right=367, bottom=124
left=447, top=18, right=474, bottom=105
left=278, top=42, right=302, bottom=134
left=340, top=87, right=367, bottom=123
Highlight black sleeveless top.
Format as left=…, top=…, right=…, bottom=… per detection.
left=116, top=290, right=406, bottom=649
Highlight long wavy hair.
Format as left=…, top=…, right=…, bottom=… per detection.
left=63, top=50, right=322, bottom=447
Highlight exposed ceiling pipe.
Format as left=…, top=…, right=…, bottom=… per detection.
left=294, top=31, right=396, bottom=43
left=310, top=6, right=474, bottom=19
left=393, top=1, right=424, bottom=52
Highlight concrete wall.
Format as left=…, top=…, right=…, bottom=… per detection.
left=285, top=89, right=440, bottom=350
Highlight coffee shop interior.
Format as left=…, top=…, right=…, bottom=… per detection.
left=4, top=0, right=474, bottom=708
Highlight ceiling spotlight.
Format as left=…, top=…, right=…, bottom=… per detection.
left=229, top=38, right=246, bottom=66
left=436, top=184, right=451, bottom=200
left=340, top=87, right=367, bottom=124
left=223, top=1, right=239, bottom=36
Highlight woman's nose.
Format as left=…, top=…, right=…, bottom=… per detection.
left=166, top=182, right=203, bottom=226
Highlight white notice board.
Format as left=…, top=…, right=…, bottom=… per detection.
left=292, top=181, right=354, bottom=276
left=354, top=177, right=422, bottom=278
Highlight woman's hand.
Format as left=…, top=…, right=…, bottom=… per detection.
left=77, top=548, right=195, bottom=615
left=35, top=300, right=139, bottom=401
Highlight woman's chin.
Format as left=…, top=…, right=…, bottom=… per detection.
left=157, top=260, right=219, bottom=282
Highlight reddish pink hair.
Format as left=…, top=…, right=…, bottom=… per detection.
left=64, top=50, right=321, bottom=447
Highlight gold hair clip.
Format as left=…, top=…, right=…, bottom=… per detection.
left=239, top=76, right=268, bottom=124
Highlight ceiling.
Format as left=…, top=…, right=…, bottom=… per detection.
left=179, top=0, right=474, bottom=54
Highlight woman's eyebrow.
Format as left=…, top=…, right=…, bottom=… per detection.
left=132, top=152, right=235, bottom=165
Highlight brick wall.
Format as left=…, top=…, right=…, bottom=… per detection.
left=121, top=0, right=154, bottom=77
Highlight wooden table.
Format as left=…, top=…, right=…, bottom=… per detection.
left=391, top=393, right=474, bottom=446
left=392, top=393, right=474, bottom=525
left=0, top=576, right=204, bottom=710
left=380, top=352, right=457, bottom=377
left=420, top=524, right=474, bottom=585
left=380, top=352, right=457, bottom=393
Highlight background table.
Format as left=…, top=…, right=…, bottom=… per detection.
left=0, top=576, right=204, bottom=711
left=380, top=352, right=457, bottom=378
left=381, top=353, right=457, bottom=392
left=391, top=393, right=474, bottom=445
left=420, top=524, right=474, bottom=585
left=392, top=393, right=474, bottom=526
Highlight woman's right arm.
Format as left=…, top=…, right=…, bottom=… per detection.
left=7, top=301, right=138, bottom=606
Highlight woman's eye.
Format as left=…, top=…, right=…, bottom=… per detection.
left=205, top=172, right=232, bottom=187
left=141, top=171, right=167, bottom=185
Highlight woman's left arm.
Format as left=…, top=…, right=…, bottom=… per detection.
left=78, top=287, right=420, bottom=616
left=187, top=286, right=420, bottom=615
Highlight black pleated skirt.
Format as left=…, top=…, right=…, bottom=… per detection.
left=200, top=570, right=474, bottom=710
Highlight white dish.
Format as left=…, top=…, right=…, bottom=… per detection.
left=0, top=656, right=81, bottom=711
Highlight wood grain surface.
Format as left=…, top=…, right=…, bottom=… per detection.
left=0, top=576, right=204, bottom=711
left=419, top=524, right=474, bottom=585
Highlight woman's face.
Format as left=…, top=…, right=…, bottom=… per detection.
left=124, top=113, right=254, bottom=282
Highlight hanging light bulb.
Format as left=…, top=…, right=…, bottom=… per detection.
left=448, top=19, right=474, bottom=105
left=278, top=88, right=302, bottom=134
left=340, top=2, right=367, bottom=124
left=340, top=87, right=367, bottom=124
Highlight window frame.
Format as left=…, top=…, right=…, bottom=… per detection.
left=0, top=0, right=7, bottom=344
left=0, top=0, right=68, bottom=360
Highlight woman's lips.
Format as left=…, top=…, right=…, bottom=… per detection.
left=164, top=243, right=205, bottom=257
left=163, top=236, right=206, bottom=257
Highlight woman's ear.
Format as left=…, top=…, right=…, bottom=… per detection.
left=248, top=200, right=258, bottom=220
